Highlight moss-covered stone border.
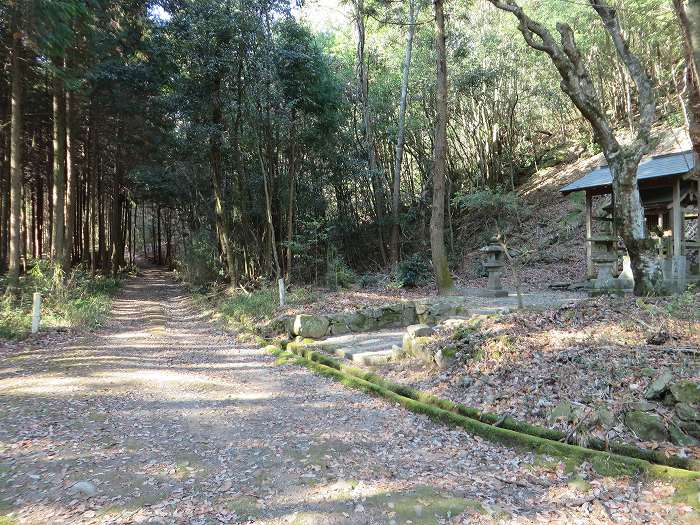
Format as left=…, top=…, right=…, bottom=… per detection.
left=265, top=343, right=700, bottom=481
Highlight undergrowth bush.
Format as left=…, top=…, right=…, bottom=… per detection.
left=392, top=254, right=432, bottom=288
left=325, top=256, right=357, bottom=290
left=205, top=285, right=317, bottom=337
left=453, top=188, right=527, bottom=228
left=0, top=260, right=121, bottom=339
left=175, top=230, right=221, bottom=288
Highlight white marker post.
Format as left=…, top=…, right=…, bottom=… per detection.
left=278, top=278, right=286, bottom=307
left=31, top=292, right=42, bottom=333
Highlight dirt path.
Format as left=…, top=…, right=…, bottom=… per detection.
left=0, top=270, right=695, bottom=524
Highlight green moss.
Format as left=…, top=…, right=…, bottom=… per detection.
left=0, top=516, right=16, bottom=525
left=591, top=455, right=638, bottom=477
left=267, top=345, right=700, bottom=481
left=368, top=486, right=482, bottom=523
left=223, top=495, right=261, bottom=517
left=670, top=479, right=700, bottom=513
left=441, top=346, right=457, bottom=358
left=531, top=453, right=579, bottom=474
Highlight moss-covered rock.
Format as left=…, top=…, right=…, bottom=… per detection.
left=676, top=403, right=700, bottom=422
left=644, top=369, right=673, bottom=400
left=435, top=347, right=457, bottom=369
left=292, top=315, right=329, bottom=339
left=624, top=411, right=669, bottom=441
left=669, top=423, right=700, bottom=446
left=670, top=381, right=700, bottom=404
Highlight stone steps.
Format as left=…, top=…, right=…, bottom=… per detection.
left=303, top=308, right=512, bottom=367
left=303, top=330, right=404, bottom=366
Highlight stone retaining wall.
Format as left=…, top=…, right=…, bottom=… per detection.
left=287, top=297, right=506, bottom=339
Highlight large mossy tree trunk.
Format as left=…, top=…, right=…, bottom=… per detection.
left=430, top=0, right=455, bottom=295
left=609, top=153, right=661, bottom=293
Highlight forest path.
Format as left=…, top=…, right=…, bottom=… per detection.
left=0, top=269, right=690, bottom=524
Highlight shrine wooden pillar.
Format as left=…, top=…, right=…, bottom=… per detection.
left=672, top=177, right=683, bottom=256
left=585, top=191, right=594, bottom=279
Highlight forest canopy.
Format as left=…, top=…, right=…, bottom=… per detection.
left=0, top=0, right=694, bottom=293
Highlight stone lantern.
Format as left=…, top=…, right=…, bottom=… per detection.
left=480, top=238, right=508, bottom=297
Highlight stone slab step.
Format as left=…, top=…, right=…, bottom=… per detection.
left=348, top=349, right=393, bottom=366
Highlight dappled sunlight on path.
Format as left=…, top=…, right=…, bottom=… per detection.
left=0, top=269, right=693, bottom=524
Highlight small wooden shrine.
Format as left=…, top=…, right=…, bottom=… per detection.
left=560, top=150, right=699, bottom=292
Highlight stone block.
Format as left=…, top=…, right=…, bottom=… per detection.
left=644, top=369, right=673, bottom=400
left=624, top=411, right=668, bottom=441
left=406, top=324, right=433, bottom=337
left=292, top=315, right=329, bottom=339
left=669, top=380, right=700, bottom=404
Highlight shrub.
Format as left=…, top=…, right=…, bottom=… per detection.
left=325, top=256, right=357, bottom=290
left=215, top=285, right=316, bottom=336
left=392, top=254, right=431, bottom=288
left=176, top=230, right=221, bottom=288
left=358, top=273, right=380, bottom=288
left=0, top=260, right=121, bottom=339
left=453, top=188, right=527, bottom=231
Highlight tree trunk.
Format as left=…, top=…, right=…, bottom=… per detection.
left=51, top=58, right=66, bottom=272
left=157, top=204, right=162, bottom=265
left=111, top=147, right=124, bottom=277
left=430, top=0, right=455, bottom=295
left=391, top=0, right=417, bottom=266
left=65, top=89, right=78, bottom=271
left=141, top=205, right=147, bottom=260
left=210, top=77, right=237, bottom=285
left=285, top=113, right=296, bottom=282
left=355, top=0, right=387, bottom=266
left=7, top=16, right=24, bottom=292
left=1, top=81, right=11, bottom=273
left=88, top=108, right=97, bottom=276
left=259, top=147, right=281, bottom=278
left=98, top=164, right=107, bottom=273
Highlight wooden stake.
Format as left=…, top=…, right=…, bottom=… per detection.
left=278, top=278, right=285, bottom=307
left=31, top=292, right=41, bottom=333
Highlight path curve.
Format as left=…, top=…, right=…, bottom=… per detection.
left=0, top=269, right=692, bottom=524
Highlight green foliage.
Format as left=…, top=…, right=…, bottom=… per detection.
left=392, top=254, right=431, bottom=288
left=0, top=260, right=120, bottom=340
left=215, top=286, right=316, bottom=335
left=453, top=189, right=526, bottom=229
left=325, top=256, right=357, bottom=290
left=358, top=273, right=381, bottom=289
left=661, top=286, right=698, bottom=320
left=175, top=230, right=221, bottom=288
